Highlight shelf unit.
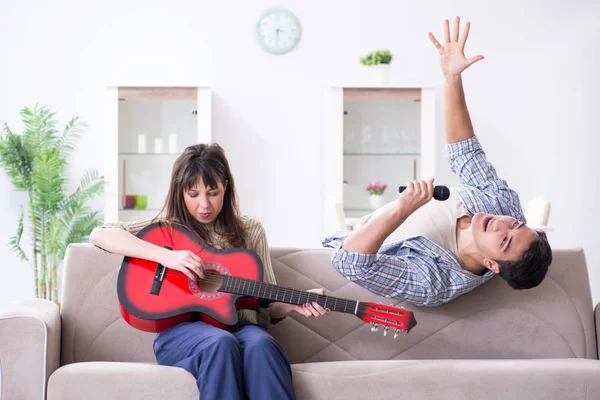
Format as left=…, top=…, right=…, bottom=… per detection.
left=103, top=86, right=212, bottom=223
left=323, top=85, right=435, bottom=234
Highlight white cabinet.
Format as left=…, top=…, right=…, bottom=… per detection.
left=103, top=86, right=212, bottom=223
left=323, top=86, right=435, bottom=235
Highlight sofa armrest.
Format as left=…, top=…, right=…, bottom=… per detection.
left=0, top=298, right=61, bottom=400
left=594, top=303, right=600, bottom=359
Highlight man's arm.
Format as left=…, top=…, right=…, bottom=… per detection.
left=444, top=75, right=474, bottom=144
left=341, top=179, right=434, bottom=254
left=428, top=17, right=483, bottom=144
left=429, top=17, right=524, bottom=220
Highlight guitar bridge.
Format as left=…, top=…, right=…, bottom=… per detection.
left=150, top=246, right=172, bottom=295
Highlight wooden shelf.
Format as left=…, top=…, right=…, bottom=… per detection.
left=344, top=152, right=420, bottom=156
left=118, top=87, right=197, bottom=100
left=343, top=88, right=421, bottom=101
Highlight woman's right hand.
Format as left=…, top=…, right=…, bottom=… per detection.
left=160, top=249, right=205, bottom=280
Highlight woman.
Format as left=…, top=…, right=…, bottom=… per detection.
left=90, top=143, right=328, bottom=400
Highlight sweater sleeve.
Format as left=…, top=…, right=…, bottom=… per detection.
left=92, top=218, right=155, bottom=252
left=244, top=218, right=284, bottom=326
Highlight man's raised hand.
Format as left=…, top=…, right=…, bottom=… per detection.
left=428, top=16, right=484, bottom=77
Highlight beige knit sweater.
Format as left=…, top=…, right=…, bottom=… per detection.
left=96, top=215, right=278, bottom=326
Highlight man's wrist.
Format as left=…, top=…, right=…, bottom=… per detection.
left=392, top=202, right=416, bottom=222
left=444, top=74, right=462, bottom=84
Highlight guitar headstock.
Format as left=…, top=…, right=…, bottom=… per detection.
left=358, top=302, right=417, bottom=338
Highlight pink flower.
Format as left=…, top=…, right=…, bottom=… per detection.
left=366, top=180, right=387, bottom=195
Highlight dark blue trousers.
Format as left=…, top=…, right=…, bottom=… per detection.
left=153, top=320, right=295, bottom=400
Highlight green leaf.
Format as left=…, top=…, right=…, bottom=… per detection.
left=8, top=208, right=29, bottom=263
left=0, top=104, right=103, bottom=298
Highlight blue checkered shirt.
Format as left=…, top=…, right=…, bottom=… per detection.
left=322, top=136, right=526, bottom=306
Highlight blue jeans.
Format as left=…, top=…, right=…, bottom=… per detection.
left=153, top=320, right=295, bottom=400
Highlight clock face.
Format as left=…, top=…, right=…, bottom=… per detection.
left=255, top=8, right=301, bottom=55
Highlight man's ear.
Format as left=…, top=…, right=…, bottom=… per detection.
left=483, top=258, right=500, bottom=274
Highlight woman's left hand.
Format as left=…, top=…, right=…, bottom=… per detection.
left=269, top=288, right=331, bottom=319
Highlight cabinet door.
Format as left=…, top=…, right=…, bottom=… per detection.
left=323, top=87, right=435, bottom=235
left=104, top=87, right=211, bottom=223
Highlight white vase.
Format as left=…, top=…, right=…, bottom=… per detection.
left=369, top=195, right=385, bottom=209
left=369, top=64, right=390, bottom=85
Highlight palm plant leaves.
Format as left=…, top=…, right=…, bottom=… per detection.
left=0, top=104, right=104, bottom=301
left=0, top=126, right=34, bottom=191
left=56, top=117, right=85, bottom=159
left=8, top=208, right=29, bottom=262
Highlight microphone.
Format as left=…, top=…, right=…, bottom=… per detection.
left=398, top=185, right=450, bottom=201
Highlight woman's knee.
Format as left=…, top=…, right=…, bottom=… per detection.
left=209, top=329, right=240, bottom=351
left=244, top=332, right=281, bottom=355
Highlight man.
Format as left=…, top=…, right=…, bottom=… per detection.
left=322, top=17, right=552, bottom=307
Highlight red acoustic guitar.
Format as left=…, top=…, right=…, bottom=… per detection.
left=117, top=222, right=417, bottom=337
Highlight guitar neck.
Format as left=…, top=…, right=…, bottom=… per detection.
left=220, top=275, right=360, bottom=314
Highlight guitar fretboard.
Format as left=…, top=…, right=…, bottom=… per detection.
left=220, top=275, right=359, bottom=314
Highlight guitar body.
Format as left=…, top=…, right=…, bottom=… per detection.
left=117, top=222, right=262, bottom=333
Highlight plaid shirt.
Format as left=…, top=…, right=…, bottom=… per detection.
left=322, top=136, right=526, bottom=306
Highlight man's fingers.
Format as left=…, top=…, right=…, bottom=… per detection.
left=428, top=32, right=442, bottom=49
left=452, top=16, right=460, bottom=42
left=444, top=19, right=450, bottom=43
left=459, top=21, right=471, bottom=46
left=466, top=55, right=484, bottom=68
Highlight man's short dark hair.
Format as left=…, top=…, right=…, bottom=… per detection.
left=496, top=230, right=552, bottom=290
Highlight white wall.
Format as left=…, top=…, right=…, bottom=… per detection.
left=1, top=0, right=599, bottom=303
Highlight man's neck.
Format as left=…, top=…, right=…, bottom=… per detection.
left=456, top=216, right=487, bottom=275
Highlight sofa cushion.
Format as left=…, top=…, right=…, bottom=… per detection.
left=59, top=245, right=597, bottom=365
left=268, top=248, right=597, bottom=362
left=47, top=362, right=198, bottom=400
left=47, top=359, right=600, bottom=400
left=291, top=359, right=600, bottom=400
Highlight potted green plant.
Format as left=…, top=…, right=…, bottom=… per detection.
left=360, top=49, right=393, bottom=85
left=0, top=104, right=104, bottom=303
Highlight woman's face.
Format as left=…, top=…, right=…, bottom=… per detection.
left=183, top=177, right=227, bottom=224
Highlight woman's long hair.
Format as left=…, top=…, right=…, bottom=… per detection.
left=160, top=143, right=247, bottom=248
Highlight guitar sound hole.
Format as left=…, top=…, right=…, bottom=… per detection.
left=195, top=270, right=224, bottom=293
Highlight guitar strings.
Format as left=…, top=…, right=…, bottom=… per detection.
left=137, top=269, right=410, bottom=324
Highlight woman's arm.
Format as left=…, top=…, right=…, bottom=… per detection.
left=90, top=219, right=205, bottom=280
left=246, top=219, right=327, bottom=322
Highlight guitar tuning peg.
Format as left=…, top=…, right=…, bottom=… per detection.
left=371, top=323, right=379, bottom=332
left=383, top=326, right=389, bottom=336
left=394, top=329, right=399, bottom=339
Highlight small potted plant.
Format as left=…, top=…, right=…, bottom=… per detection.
left=360, top=49, right=393, bottom=85
left=366, top=180, right=387, bottom=209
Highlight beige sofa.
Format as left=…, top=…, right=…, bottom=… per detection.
left=2, top=244, right=600, bottom=399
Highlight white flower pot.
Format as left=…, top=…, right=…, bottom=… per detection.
left=369, top=195, right=385, bottom=209
left=369, top=64, right=390, bottom=85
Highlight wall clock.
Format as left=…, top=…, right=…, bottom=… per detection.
left=255, top=8, right=301, bottom=55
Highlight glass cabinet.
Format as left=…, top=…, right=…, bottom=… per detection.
left=323, top=86, right=435, bottom=234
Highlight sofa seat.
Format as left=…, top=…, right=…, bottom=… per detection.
left=292, top=359, right=600, bottom=400
left=47, top=362, right=198, bottom=400
left=47, top=358, right=600, bottom=400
